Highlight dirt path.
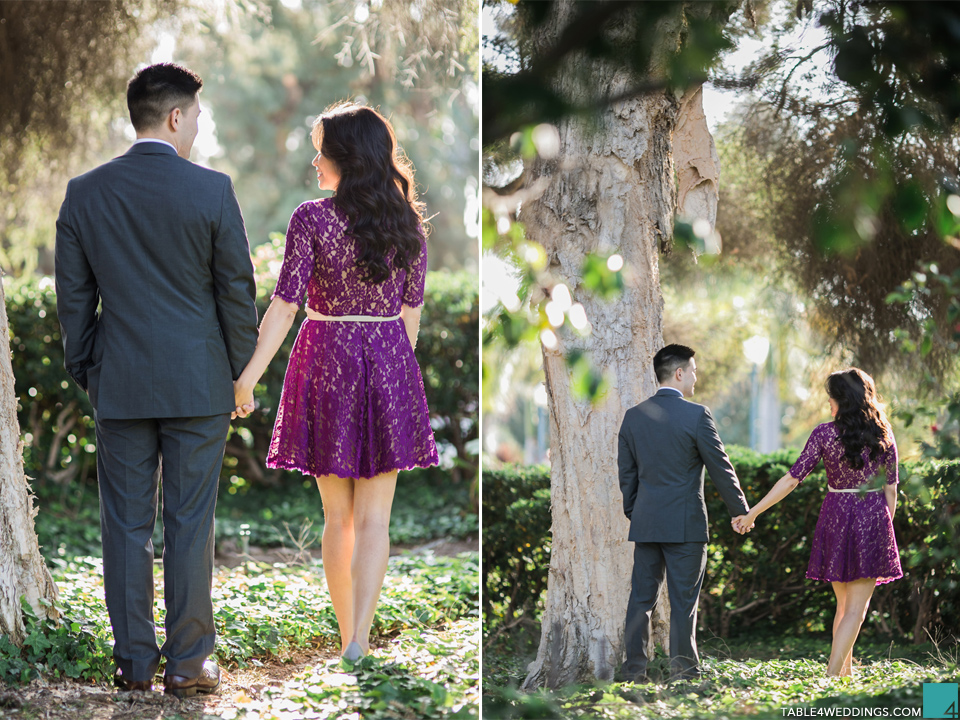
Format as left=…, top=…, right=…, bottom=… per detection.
left=215, top=536, right=478, bottom=568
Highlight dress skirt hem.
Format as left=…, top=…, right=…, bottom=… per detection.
left=805, top=571, right=903, bottom=586
left=805, top=490, right=903, bottom=587
left=266, top=317, right=440, bottom=480
left=265, top=456, right=440, bottom=481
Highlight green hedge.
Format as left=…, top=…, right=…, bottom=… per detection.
left=6, top=242, right=479, bottom=559
left=35, top=472, right=477, bottom=563
left=482, top=449, right=960, bottom=642
left=6, top=238, right=477, bottom=494
left=482, top=465, right=551, bottom=628
left=6, top=277, right=96, bottom=490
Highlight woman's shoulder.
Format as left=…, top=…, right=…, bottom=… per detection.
left=811, top=421, right=837, bottom=438
left=883, top=426, right=898, bottom=455
left=291, top=198, right=348, bottom=229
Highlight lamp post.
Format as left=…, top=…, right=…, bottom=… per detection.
left=743, top=336, right=770, bottom=451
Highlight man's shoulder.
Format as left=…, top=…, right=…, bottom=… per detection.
left=72, top=153, right=230, bottom=183
left=669, top=397, right=712, bottom=426
left=681, top=397, right=709, bottom=414
left=69, top=156, right=123, bottom=187
left=642, top=392, right=708, bottom=412
left=623, top=393, right=706, bottom=424
left=176, top=158, right=232, bottom=186
left=70, top=155, right=231, bottom=202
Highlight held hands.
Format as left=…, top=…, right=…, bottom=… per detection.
left=731, top=513, right=756, bottom=535
left=232, top=380, right=256, bottom=420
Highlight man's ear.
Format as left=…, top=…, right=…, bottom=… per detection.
left=167, top=107, right=182, bottom=132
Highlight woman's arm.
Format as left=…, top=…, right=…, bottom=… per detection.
left=233, top=297, right=300, bottom=412
left=883, top=482, right=898, bottom=519
left=735, top=473, right=800, bottom=532
left=400, top=304, right=422, bottom=350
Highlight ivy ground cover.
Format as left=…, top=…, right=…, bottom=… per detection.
left=484, top=634, right=960, bottom=719
left=1, top=552, right=478, bottom=719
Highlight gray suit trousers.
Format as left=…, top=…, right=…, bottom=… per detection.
left=95, top=413, right=230, bottom=681
left=622, top=541, right=708, bottom=681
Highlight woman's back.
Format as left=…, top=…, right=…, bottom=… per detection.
left=791, top=421, right=898, bottom=490
left=272, top=198, right=427, bottom=316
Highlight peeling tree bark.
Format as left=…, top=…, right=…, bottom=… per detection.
left=675, top=85, right=721, bottom=242
left=0, top=281, right=58, bottom=645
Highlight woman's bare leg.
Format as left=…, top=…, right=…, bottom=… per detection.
left=831, top=582, right=853, bottom=676
left=827, top=578, right=875, bottom=677
left=349, top=470, right=398, bottom=653
left=316, top=474, right=356, bottom=652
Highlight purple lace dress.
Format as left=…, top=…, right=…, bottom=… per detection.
left=265, top=198, right=439, bottom=479
left=790, top=422, right=902, bottom=585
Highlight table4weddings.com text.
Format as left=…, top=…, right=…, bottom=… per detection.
left=782, top=710, right=921, bottom=717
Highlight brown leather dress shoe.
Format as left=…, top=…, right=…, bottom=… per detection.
left=163, top=659, right=221, bottom=699
left=114, top=669, right=153, bottom=692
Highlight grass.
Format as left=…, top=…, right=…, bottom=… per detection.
left=483, top=630, right=960, bottom=719
left=2, top=552, right=479, bottom=718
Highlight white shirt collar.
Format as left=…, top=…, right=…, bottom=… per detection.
left=133, top=138, right=177, bottom=153
left=658, top=387, right=684, bottom=397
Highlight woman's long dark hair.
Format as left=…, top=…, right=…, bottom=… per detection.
left=826, top=368, right=893, bottom=470
left=312, top=102, right=425, bottom=283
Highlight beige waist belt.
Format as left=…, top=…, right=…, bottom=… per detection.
left=828, top=486, right=882, bottom=493
left=305, top=307, right=401, bottom=322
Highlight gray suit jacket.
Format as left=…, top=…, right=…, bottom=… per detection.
left=55, top=141, right=259, bottom=419
left=618, top=388, right=749, bottom=543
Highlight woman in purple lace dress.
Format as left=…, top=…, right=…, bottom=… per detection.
left=232, top=102, right=439, bottom=661
left=733, top=368, right=901, bottom=677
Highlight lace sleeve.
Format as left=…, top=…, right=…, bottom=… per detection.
left=401, top=229, right=428, bottom=307
left=790, top=424, right=826, bottom=483
left=883, top=435, right=899, bottom=485
left=272, top=206, right=314, bottom=306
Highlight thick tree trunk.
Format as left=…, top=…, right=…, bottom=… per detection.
left=512, top=0, right=734, bottom=690
left=520, top=23, right=681, bottom=690
left=0, top=282, right=58, bottom=644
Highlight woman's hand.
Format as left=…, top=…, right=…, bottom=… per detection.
left=233, top=380, right=255, bottom=419
left=229, top=297, right=300, bottom=420
left=883, top=482, right=897, bottom=519
left=732, top=513, right=756, bottom=534
left=400, top=304, right=422, bottom=350
left=734, top=473, right=799, bottom=534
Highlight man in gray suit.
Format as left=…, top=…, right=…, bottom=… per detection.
left=618, top=344, right=750, bottom=683
left=55, top=63, right=258, bottom=697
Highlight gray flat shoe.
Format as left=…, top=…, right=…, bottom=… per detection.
left=341, top=641, right=365, bottom=663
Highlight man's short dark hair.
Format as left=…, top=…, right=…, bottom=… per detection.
left=127, top=63, right=203, bottom=132
left=654, top=344, right=696, bottom=383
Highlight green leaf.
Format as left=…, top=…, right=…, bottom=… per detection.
left=580, top=254, right=624, bottom=301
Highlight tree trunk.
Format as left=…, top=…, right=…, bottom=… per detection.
left=519, top=14, right=681, bottom=691
left=0, top=281, right=59, bottom=645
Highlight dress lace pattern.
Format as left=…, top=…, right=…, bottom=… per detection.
left=266, top=198, right=439, bottom=479
left=790, top=422, right=902, bottom=585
